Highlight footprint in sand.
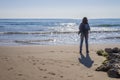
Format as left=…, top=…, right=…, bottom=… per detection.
left=73, top=51, right=77, bottom=53
left=17, top=56, right=21, bottom=58
left=2, top=57, right=9, bottom=61
left=32, top=59, right=36, bottom=62
left=36, top=60, right=39, bottom=62
left=18, top=73, right=23, bottom=76
left=71, top=64, right=74, bottom=65
left=88, top=75, right=93, bottom=77
left=5, top=57, right=9, bottom=61
left=8, top=67, right=13, bottom=71
left=65, top=66, right=70, bottom=68
left=94, top=64, right=98, bottom=66
left=43, top=76, right=47, bottom=78
left=38, top=67, right=47, bottom=71
left=50, top=51, right=55, bottom=52
left=60, top=51, right=63, bottom=52
left=33, top=63, right=36, bottom=65
left=41, top=63, right=45, bottom=65
left=48, top=72, right=56, bottom=75
left=28, top=58, right=40, bottom=65
left=87, top=73, right=93, bottom=77
left=60, top=75, right=63, bottom=78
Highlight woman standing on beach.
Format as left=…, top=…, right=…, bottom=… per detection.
left=78, top=17, right=90, bottom=53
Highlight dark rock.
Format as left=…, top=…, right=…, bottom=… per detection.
left=102, top=60, right=108, bottom=65
left=108, top=53, right=120, bottom=60
left=107, top=69, right=120, bottom=78
left=96, top=50, right=104, bottom=56
left=96, top=47, right=120, bottom=78
left=112, top=47, right=120, bottom=53
left=105, top=48, right=113, bottom=53
left=96, top=64, right=110, bottom=71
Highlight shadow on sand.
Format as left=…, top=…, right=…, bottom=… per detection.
left=78, top=52, right=94, bottom=68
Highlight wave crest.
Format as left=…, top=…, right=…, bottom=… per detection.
left=0, top=30, right=120, bottom=35
left=93, top=24, right=120, bottom=27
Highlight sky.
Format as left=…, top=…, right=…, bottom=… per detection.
left=0, top=0, right=120, bottom=19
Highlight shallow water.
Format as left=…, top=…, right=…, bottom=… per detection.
left=0, top=19, right=120, bottom=46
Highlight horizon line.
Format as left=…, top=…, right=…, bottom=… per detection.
left=0, top=17, right=120, bottom=19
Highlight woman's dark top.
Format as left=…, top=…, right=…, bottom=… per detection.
left=79, top=23, right=90, bottom=34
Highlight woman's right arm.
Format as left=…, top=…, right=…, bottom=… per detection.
left=78, top=23, right=81, bottom=35
left=78, top=23, right=82, bottom=35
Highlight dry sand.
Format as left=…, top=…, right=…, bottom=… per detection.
left=0, top=44, right=120, bottom=80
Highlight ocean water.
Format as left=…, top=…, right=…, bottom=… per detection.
left=0, top=19, right=120, bottom=46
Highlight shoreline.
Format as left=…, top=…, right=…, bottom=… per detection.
left=0, top=42, right=119, bottom=46
left=0, top=43, right=120, bottom=80
left=0, top=43, right=119, bottom=48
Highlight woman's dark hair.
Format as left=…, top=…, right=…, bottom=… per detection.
left=82, top=17, right=88, bottom=24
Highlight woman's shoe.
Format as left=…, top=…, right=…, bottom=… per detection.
left=86, top=51, right=89, bottom=53
left=80, top=51, right=82, bottom=54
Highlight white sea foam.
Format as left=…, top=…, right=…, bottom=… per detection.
left=0, top=19, right=120, bottom=45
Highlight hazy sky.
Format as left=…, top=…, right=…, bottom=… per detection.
left=0, top=0, right=120, bottom=19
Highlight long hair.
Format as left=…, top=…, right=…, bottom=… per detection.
left=82, top=17, right=88, bottom=24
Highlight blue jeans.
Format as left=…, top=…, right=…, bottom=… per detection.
left=80, top=32, right=89, bottom=53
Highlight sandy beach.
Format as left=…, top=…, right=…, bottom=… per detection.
left=0, top=44, right=120, bottom=80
